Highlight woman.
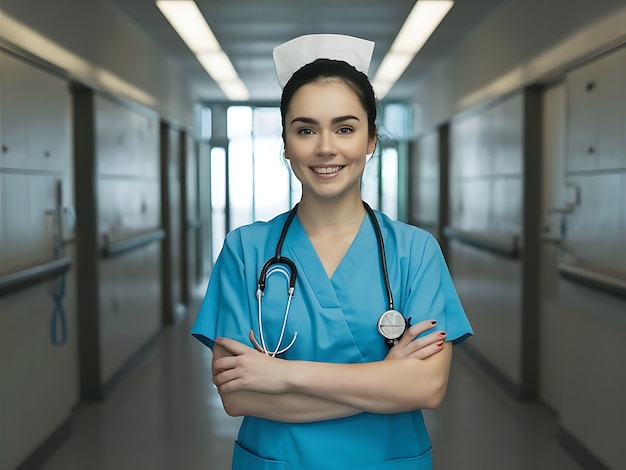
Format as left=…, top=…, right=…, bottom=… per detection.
left=192, top=34, right=472, bottom=469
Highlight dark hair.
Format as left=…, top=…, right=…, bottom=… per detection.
left=280, top=59, right=377, bottom=142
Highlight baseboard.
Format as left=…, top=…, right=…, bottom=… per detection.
left=557, top=426, right=610, bottom=470
left=100, top=330, right=162, bottom=399
left=16, top=417, right=72, bottom=470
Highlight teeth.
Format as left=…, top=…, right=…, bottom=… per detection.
left=313, top=166, right=342, bottom=174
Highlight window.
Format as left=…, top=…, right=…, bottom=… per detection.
left=210, top=147, right=226, bottom=263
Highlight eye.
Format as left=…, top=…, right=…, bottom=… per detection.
left=297, top=128, right=315, bottom=135
left=337, top=127, right=353, bottom=135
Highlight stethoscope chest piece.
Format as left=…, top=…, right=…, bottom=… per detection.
left=377, top=309, right=407, bottom=346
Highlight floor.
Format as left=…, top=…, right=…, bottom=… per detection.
left=41, top=299, right=582, bottom=470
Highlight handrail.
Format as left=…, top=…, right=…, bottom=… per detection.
left=443, top=226, right=520, bottom=259
left=412, top=218, right=438, bottom=231
left=0, top=257, right=72, bottom=298
left=101, top=229, right=166, bottom=258
left=559, top=261, right=626, bottom=300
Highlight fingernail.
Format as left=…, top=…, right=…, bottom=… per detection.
left=430, top=320, right=437, bottom=325
left=439, top=331, right=447, bottom=337
left=437, top=342, right=444, bottom=347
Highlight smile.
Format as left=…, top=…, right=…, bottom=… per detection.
left=312, top=166, right=344, bottom=175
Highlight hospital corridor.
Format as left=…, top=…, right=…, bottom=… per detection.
left=1, top=0, right=625, bottom=469
left=38, top=295, right=580, bottom=470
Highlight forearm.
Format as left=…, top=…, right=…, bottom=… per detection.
left=220, top=389, right=361, bottom=423
left=213, top=343, right=361, bottom=422
left=212, top=335, right=452, bottom=417
left=287, top=343, right=452, bottom=414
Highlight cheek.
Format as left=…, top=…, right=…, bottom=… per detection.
left=286, top=158, right=307, bottom=182
left=285, top=141, right=317, bottom=164
left=341, top=142, right=370, bottom=161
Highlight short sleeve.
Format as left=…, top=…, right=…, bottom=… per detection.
left=405, top=233, right=473, bottom=345
left=190, top=230, right=254, bottom=349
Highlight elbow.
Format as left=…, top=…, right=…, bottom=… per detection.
left=421, top=378, right=448, bottom=409
left=220, top=394, right=245, bottom=417
left=223, top=404, right=243, bottom=418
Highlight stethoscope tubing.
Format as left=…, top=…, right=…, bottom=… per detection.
left=362, top=202, right=394, bottom=312
left=255, top=201, right=398, bottom=355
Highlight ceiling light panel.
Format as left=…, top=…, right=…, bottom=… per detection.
left=157, top=0, right=249, bottom=100
left=373, top=0, right=454, bottom=99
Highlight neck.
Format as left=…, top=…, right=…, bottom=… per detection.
left=296, top=195, right=366, bottom=234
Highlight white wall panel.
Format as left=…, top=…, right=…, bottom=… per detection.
left=93, top=95, right=162, bottom=386
left=542, top=46, right=626, bottom=468
left=448, top=93, right=525, bottom=389
left=557, top=281, right=626, bottom=470
left=0, top=50, right=77, bottom=470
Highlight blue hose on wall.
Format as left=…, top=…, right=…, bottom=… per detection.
left=50, top=179, right=68, bottom=346
left=50, top=273, right=68, bottom=346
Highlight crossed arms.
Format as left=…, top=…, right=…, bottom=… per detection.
left=211, top=319, right=452, bottom=423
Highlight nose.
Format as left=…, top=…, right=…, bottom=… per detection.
left=315, top=132, right=336, bottom=157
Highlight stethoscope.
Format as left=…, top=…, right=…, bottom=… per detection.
left=254, top=201, right=409, bottom=357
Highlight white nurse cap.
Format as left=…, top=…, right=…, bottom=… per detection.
left=273, top=34, right=375, bottom=88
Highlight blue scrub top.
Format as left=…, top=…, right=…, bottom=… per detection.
left=192, top=210, right=472, bottom=469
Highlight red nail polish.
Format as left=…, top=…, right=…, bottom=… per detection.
left=437, top=342, right=444, bottom=347
left=439, top=331, right=447, bottom=336
left=431, top=320, right=437, bottom=325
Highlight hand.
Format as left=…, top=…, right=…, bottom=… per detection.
left=212, top=336, right=290, bottom=395
left=385, top=320, right=446, bottom=360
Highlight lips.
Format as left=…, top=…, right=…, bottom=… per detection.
left=312, top=166, right=344, bottom=175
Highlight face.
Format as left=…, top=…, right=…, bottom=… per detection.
left=283, top=80, right=377, bottom=203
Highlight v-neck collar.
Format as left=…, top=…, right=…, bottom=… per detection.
left=285, top=214, right=379, bottom=308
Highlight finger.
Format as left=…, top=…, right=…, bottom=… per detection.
left=212, top=368, right=242, bottom=390
left=395, top=319, right=438, bottom=348
left=214, top=336, right=254, bottom=355
left=407, top=340, right=445, bottom=360
left=211, top=355, right=238, bottom=376
left=386, top=329, right=446, bottom=360
left=410, top=330, right=447, bottom=350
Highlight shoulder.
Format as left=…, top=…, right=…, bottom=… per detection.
left=223, top=212, right=290, bottom=250
left=374, top=210, right=436, bottom=247
left=372, top=210, right=445, bottom=270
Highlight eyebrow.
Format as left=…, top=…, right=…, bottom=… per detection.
left=289, top=115, right=361, bottom=125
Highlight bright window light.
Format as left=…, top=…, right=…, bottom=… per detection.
left=156, top=0, right=249, bottom=101
left=373, top=0, right=454, bottom=99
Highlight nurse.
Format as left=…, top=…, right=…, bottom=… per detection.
left=192, top=34, right=473, bottom=469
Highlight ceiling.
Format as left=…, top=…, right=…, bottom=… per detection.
left=110, top=0, right=504, bottom=104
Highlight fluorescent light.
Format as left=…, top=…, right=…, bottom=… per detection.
left=157, top=0, right=249, bottom=100
left=373, top=0, right=454, bottom=99
left=156, top=1, right=220, bottom=53
left=218, top=80, right=250, bottom=102
left=197, top=52, right=240, bottom=82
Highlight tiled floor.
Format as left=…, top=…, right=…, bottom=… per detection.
left=41, top=300, right=581, bottom=470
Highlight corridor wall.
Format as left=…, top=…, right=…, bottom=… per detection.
left=406, top=1, right=626, bottom=467
left=445, top=90, right=541, bottom=399
left=546, top=46, right=626, bottom=470
left=0, top=51, right=78, bottom=470
left=73, top=88, right=163, bottom=399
